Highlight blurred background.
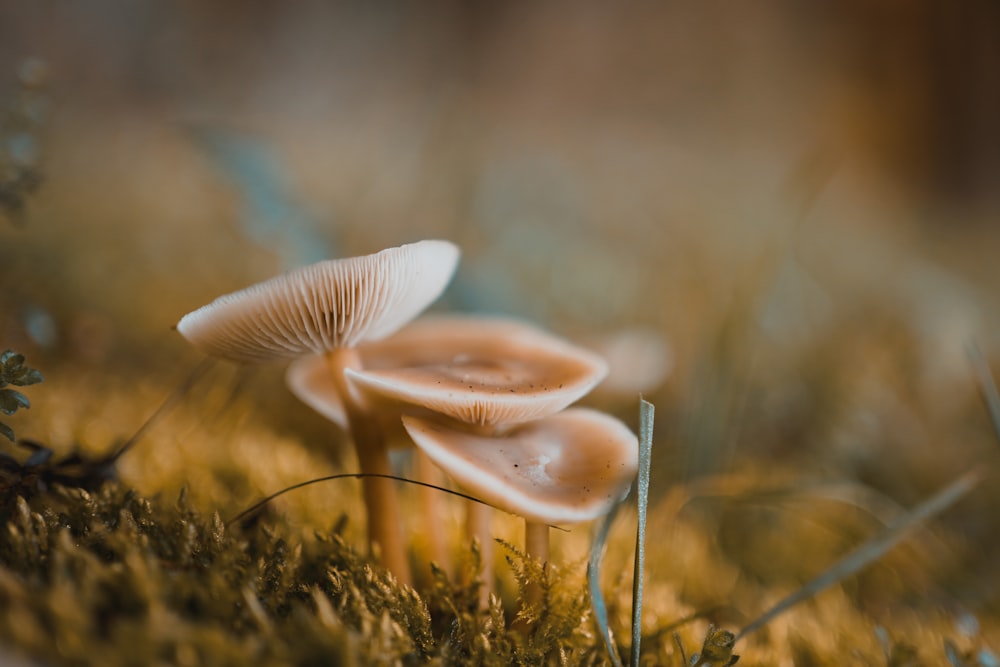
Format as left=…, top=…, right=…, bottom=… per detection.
left=2, top=0, right=1000, bottom=641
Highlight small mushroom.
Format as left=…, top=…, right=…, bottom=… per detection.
left=287, top=314, right=608, bottom=586
left=341, top=315, right=607, bottom=590
left=176, top=239, right=460, bottom=585
left=401, top=408, right=638, bottom=605
left=583, top=327, right=673, bottom=401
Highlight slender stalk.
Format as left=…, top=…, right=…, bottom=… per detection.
left=525, top=521, right=550, bottom=564
left=454, top=421, right=502, bottom=604
left=512, top=520, right=550, bottom=635
left=465, top=500, right=494, bottom=606
left=414, top=449, right=451, bottom=573
left=326, top=347, right=412, bottom=586
left=524, top=520, right=549, bottom=607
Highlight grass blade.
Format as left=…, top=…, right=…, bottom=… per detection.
left=588, top=500, right=624, bottom=667
left=736, top=469, right=981, bottom=640
left=631, top=399, right=655, bottom=667
left=967, top=341, right=1000, bottom=445
left=587, top=399, right=655, bottom=667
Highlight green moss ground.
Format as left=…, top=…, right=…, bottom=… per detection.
left=0, top=396, right=996, bottom=666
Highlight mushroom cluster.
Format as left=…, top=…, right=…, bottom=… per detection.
left=175, top=240, right=639, bottom=593
left=177, top=240, right=459, bottom=585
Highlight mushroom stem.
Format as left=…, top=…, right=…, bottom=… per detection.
left=524, top=521, right=549, bottom=606
left=525, top=521, right=550, bottom=565
left=511, top=520, right=549, bottom=635
left=414, top=450, right=450, bottom=573
left=326, top=347, right=411, bottom=586
left=465, top=500, right=495, bottom=606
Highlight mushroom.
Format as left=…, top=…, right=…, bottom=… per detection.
left=342, top=314, right=609, bottom=428
left=288, top=314, right=608, bottom=590
left=400, top=408, right=638, bottom=607
left=176, top=239, right=460, bottom=585
left=582, top=327, right=673, bottom=402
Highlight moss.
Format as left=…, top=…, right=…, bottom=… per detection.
left=0, top=480, right=643, bottom=665
left=0, top=415, right=988, bottom=665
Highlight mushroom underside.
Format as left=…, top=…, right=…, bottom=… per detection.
left=177, top=239, right=460, bottom=362
left=402, top=409, right=638, bottom=524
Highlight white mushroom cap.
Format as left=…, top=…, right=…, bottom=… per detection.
left=343, top=315, right=609, bottom=427
left=401, top=409, right=638, bottom=524
left=176, top=240, right=460, bottom=363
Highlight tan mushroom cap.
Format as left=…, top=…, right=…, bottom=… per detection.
left=401, top=409, right=638, bottom=524
left=284, top=318, right=532, bottom=429
left=176, top=240, right=460, bottom=363
left=343, top=315, right=609, bottom=427
left=286, top=353, right=423, bottom=442
left=285, top=354, right=349, bottom=429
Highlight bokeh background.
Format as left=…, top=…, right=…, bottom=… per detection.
left=2, top=1, right=1000, bottom=657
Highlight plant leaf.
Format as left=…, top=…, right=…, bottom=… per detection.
left=0, top=388, right=30, bottom=415
left=24, top=445, right=52, bottom=467
left=0, top=349, right=43, bottom=386
left=11, top=367, right=43, bottom=386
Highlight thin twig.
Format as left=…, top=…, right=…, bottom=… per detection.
left=111, top=358, right=216, bottom=461
left=225, top=472, right=568, bottom=530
